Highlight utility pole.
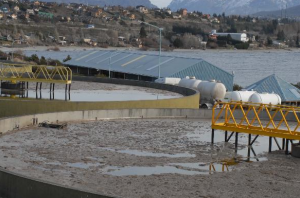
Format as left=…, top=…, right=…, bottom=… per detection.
left=138, top=20, right=163, bottom=79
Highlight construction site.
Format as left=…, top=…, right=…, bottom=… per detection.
left=0, top=51, right=300, bottom=198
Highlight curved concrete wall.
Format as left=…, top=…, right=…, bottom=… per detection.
left=0, top=108, right=206, bottom=198
left=0, top=108, right=206, bottom=134
left=0, top=77, right=200, bottom=118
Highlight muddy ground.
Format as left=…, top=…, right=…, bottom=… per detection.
left=0, top=119, right=299, bottom=198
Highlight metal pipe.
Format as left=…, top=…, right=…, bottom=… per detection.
left=269, top=137, right=272, bottom=153
left=211, top=129, right=214, bottom=145
left=235, top=132, right=238, bottom=152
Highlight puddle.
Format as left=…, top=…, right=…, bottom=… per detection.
left=66, top=162, right=102, bottom=169
left=46, top=161, right=102, bottom=169
left=185, top=130, right=272, bottom=161
left=103, top=165, right=210, bottom=176
left=0, top=89, right=181, bottom=102
left=116, top=149, right=196, bottom=158
left=102, top=161, right=233, bottom=176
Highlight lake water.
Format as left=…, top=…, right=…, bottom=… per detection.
left=168, top=49, right=300, bottom=87
left=22, top=48, right=300, bottom=87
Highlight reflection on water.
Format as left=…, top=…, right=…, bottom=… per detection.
left=0, top=89, right=181, bottom=102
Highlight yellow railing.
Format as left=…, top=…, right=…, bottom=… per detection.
left=0, top=63, right=72, bottom=84
left=212, top=101, right=300, bottom=140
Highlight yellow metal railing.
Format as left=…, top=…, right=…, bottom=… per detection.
left=0, top=63, right=72, bottom=84
left=212, top=101, right=300, bottom=140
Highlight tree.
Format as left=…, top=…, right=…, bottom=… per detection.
left=173, top=38, right=183, bottom=48
left=277, top=30, right=285, bottom=41
left=233, top=84, right=243, bottom=91
left=140, top=26, right=147, bottom=38
left=267, top=37, right=273, bottom=45
left=39, top=56, right=47, bottom=65
left=63, top=55, right=72, bottom=62
left=296, top=35, right=300, bottom=48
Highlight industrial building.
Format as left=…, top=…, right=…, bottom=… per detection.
left=245, top=74, right=300, bottom=102
left=65, top=50, right=234, bottom=91
left=210, top=30, right=249, bottom=42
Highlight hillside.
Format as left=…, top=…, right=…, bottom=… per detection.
left=38, top=0, right=157, bottom=8
left=168, top=0, right=300, bottom=15
left=253, top=4, right=300, bottom=17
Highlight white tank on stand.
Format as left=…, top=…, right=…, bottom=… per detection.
left=231, top=91, right=256, bottom=102
left=249, top=93, right=281, bottom=105
left=197, top=80, right=226, bottom=101
left=155, top=78, right=181, bottom=85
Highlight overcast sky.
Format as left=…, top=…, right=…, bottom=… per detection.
left=150, top=0, right=173, bottom=8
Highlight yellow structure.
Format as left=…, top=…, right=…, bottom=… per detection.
left=0, top=63, right=72, bottom=84
left=212, top=101, right=300, bottom=140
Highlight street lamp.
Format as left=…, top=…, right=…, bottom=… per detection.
left=109, top=50, right=119, bottom=78
left=138, top=20, right=163, bottom=79
left=11, top=40, right=15, bottom=61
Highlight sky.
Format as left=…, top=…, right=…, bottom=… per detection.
left=150, top=0, right=173, bottom=8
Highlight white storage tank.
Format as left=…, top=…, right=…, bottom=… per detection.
left=231, top=91, right=256, bottom=102
left=197, top=80, right=226, bottom=101
left=155, top=78, right=181, bottom=85
left=190, top=80, right=202, bottom=89
left=249, top=93, right=281, bottom=105
left=222, top=92, right=232, bottom=102
left=178, top=77, right=196, bottom=88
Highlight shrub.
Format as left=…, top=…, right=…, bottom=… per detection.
left=233, top=84, right=243, bottom=91
left=235, top=42, right=249, bottom=49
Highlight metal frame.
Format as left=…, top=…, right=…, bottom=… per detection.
left=212, top=101, right=300, bottom=140
left=0, top=63, right=72, bottom=84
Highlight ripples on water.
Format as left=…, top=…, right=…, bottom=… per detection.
left=168, top=50, right=300, bottom=87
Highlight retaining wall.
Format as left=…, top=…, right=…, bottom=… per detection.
left=0, top=77, right=200, bottom=118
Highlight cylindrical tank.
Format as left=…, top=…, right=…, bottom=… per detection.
left=197, top=80, right=226, bottom=100
left=248, top=93, right=281, bottom=105
left=190, top=80, right=202, bottom=89
left=222, top=92, right=232, bottom=102
left=179, top=78, right=194, bottom=88
left=231, top=91, right=256, bottom=102
left=155, top=78, right=181, bottom=85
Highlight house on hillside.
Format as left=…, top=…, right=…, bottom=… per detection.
left=180, top=8, right=187, bottom=17
left=91, top=8, right=102, bottom=17
left=136, top=5, right=148, bottom=14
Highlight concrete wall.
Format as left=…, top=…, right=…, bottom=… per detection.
left=0, top=108, right=207, bottom=134
left=0, top=78, right=200, bottom=118
left=0, top=167, right=116, bottom=198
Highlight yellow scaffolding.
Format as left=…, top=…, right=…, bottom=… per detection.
left=0, top=63, right=72, bottom=84
left=212, top=101, right=300, bottom=141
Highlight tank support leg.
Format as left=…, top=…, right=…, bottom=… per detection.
left=225, top=131, right=228, bottom=142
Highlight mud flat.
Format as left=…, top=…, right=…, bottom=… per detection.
left=0, top=119, right=299, bottom=198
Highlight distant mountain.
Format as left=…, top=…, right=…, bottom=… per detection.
left=253, top=4, right=300, bottom=17
left=168, top=0, right=300, bottom=15
left=38, top=0, right=157, bottom=8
